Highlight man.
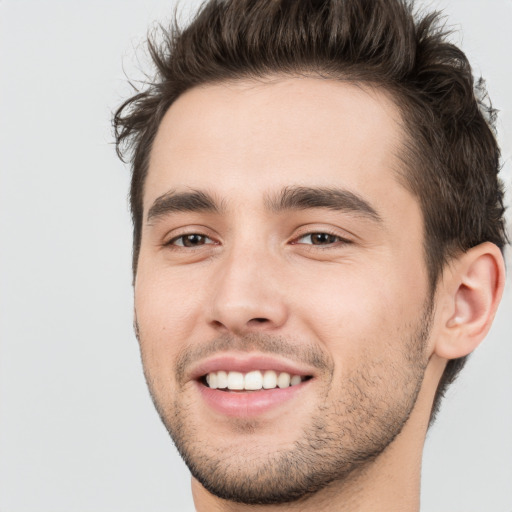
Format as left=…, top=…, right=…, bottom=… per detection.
left=113, top=0, right=507, bottom=510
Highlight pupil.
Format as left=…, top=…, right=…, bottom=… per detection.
left=312, top=233, right=334, bottom=245
left=184, top=234, right=204, bottom=247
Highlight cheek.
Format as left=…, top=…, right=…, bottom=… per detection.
left=293, top=260, right=428, bottom=355
left=134, top=267, right=206, bottom=372
left=295, top=267, right=430, bottom=414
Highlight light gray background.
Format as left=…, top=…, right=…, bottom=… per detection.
left=0, top=1, right=510, bottom=511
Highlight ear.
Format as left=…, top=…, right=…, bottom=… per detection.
left=434, top=242, right=506, bottom=360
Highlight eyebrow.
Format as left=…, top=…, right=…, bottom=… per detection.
left=147, top=189, right=224, bottom=222
left=146, top=185, right=381, bottom=223
left=265, top=186, right=382, bottom=222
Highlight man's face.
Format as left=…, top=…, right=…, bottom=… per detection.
left=135, top=77, right=433, bottom=504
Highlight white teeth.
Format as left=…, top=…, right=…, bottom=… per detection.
left=277, top=372, right=291, bottom=389
left=206, top=372, right=218, bottom=389
left=217, top=370, right=228, bottom=389
left=227, top=371, right=245, bottom=390
left=204, top=370, right=306, bottom=390
left=262, top=370, right=277, bottom=389
left=244, top=370, right=263, bottom=390
left=290, top=375, right=302, bottom=386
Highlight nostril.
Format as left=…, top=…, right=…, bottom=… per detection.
left=252, top=318, right=269, bottom=323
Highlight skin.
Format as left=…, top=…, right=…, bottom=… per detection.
left=134, top=76, right=505, bottom=511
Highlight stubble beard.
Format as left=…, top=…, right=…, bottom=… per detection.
left=141, top=302, right=433, bottom=506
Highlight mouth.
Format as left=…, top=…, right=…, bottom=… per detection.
left=191, top=354, right=316, bottom=417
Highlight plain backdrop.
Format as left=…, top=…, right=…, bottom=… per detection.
left=0, top=1, right=510, bottom=511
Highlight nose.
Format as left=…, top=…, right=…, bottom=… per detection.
left=207, top=246, right=289, bottom=335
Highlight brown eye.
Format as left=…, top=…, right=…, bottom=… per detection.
left=311, top=233, right=338, bottom=245
left=171, top=234, right=212, bottom=247
left=297, top=233, right=341, bottom=245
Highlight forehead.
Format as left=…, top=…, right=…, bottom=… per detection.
left=146, top=76, right=412, bottom=218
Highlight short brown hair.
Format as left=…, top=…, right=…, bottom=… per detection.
left=113, top=0, right=507, bottom=422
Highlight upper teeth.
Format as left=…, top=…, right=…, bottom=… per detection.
left=205, top=370, right=304, bottom=390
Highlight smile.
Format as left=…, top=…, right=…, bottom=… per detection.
left=203, top=370, right=310, bottom=391
left=191, top=354, right=316, bottom=417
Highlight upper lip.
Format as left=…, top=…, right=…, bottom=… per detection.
left=188, top=353, right=317, bottom=381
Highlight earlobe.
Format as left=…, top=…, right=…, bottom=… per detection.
left=435, top=242, right=505, bottom=360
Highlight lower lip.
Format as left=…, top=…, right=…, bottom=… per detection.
left=196, top=381, right=308, bottom=418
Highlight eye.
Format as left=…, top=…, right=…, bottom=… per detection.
left=295, top=232, right=346, bottom=246
left=168, top=234, right=215, bottom=248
